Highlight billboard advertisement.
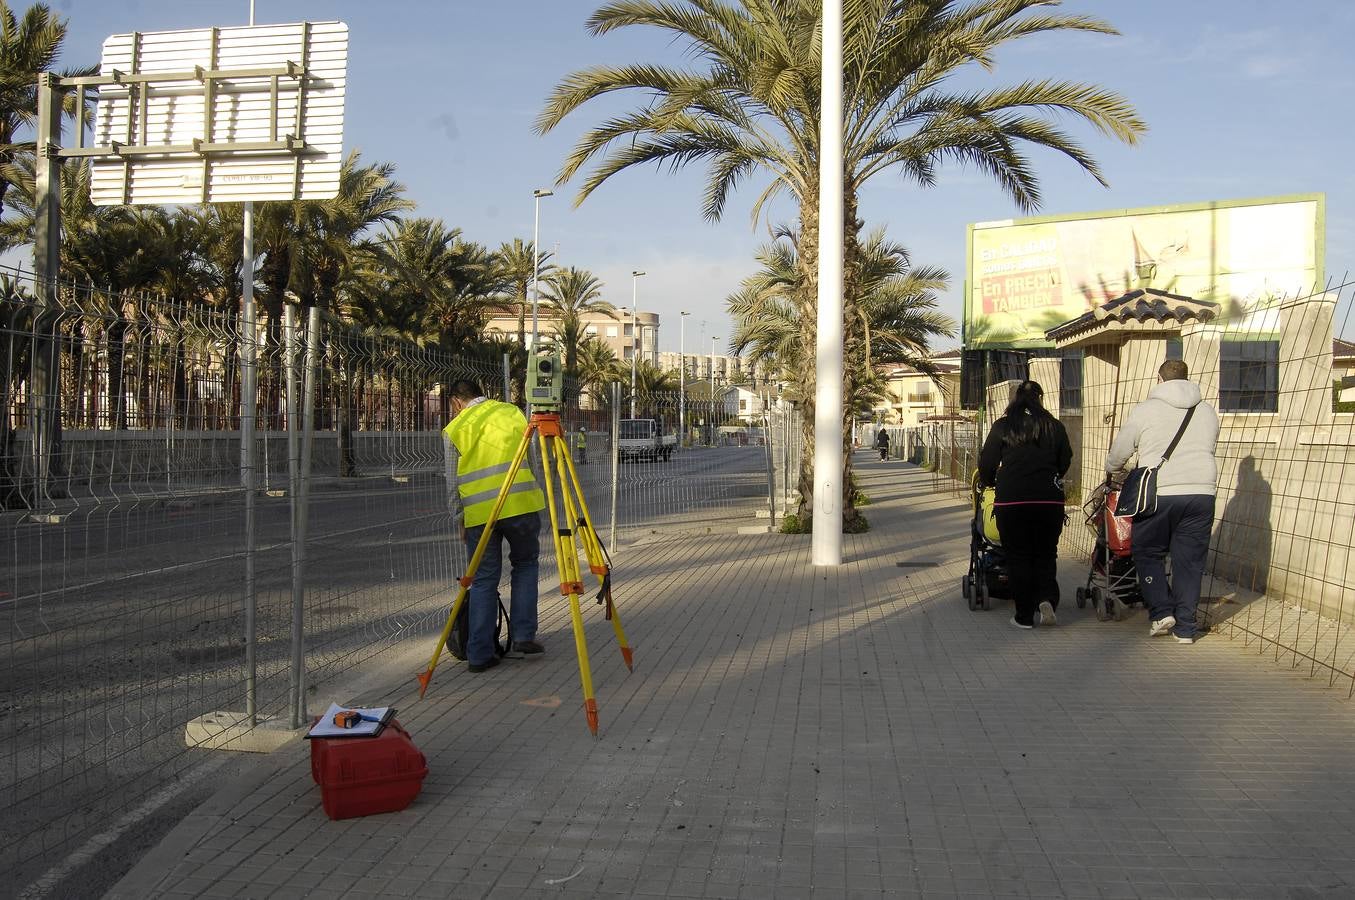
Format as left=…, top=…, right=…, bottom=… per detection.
left=964, top=194, right=1324, bottom=348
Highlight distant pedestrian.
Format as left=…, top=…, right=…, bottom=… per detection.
left=1105, top=359, right=1220, bottom=644
left=977, top=381, right=1073, bottom=630
left=875, top=428, right=890, bottom=461
left=575, top=426, right=588, bottom=464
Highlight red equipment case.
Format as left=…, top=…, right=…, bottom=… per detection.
left=309, top=720, right=428, bottom=820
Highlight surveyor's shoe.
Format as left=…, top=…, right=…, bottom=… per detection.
left=513, top=640, right=545, bottom=654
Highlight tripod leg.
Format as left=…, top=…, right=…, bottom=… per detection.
left=543, top=433, right=601, bottom=735
left=418, top=420, right=536, bottom=698
left=558, top=439, right=634, bottom=672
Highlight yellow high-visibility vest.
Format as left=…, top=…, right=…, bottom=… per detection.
left=443, top=400, right=544, bottom=527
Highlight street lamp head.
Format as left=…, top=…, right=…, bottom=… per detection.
left=632, top=270, right=646, bottom=278
left=533, top=188, right=554, bottom=198
left=680, top=310, right=690, bottom=316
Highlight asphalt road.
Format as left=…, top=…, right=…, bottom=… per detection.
left=0, top=443, right=770, bottom=899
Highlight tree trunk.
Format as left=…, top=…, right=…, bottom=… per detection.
left=0, top=303, right=27, bottom=508
left=337, top=361, right=357, bottom=477
left=517, top=287, right=526, bottom=348
left=839, top=188, right=867, bottom=531
left=108, top=316, right=129, bottom=431
left=794, top=184, right=820, bottom=524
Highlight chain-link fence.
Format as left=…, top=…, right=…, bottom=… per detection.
left=0, top=265, right=775, bottom=894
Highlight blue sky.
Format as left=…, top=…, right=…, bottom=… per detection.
left=41, top=0, right=1355, bottom=352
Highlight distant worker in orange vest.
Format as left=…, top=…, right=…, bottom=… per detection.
left=443, top=379, right=547, bottom=671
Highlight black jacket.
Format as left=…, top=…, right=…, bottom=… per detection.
left=977, top=414, right=1073, bottom=504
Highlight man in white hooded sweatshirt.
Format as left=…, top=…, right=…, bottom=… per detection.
left=1105, top=359, right=1220, bottom=643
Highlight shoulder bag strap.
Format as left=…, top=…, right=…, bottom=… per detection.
left=1158, top=404, right=1197, bottom=465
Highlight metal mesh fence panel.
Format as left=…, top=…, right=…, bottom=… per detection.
left=0, top=265, right=778, bottom=891
left=2, top=272, right=267, bottom=887
left=610, top=388, right=772, bottom=537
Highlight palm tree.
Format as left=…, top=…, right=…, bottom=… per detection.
left=576, top=336, right=621, bottom=408
left=0, top=0, right=95, bottom=221
left=254, top=150, right=411, bottom=432
left=494, top=238, right=556, bottom=347
left=730, top=224, right=954, bottom=526
left=538, top=0, right=1144, bottom=527
left=543, top=265, right=615, bottom=376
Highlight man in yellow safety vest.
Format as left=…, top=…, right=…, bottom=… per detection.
left=443, top=379, right=547, bottom=671
left=574, top=426, right=588, bottom=464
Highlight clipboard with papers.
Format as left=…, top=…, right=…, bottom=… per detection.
left=305, top=702, right=396, bottom=739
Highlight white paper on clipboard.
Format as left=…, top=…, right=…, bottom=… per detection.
left=306, top=702, right=393, bottom=738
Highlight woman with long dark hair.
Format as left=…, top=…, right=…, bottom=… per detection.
left=977, top=380, right=1073, bottom=629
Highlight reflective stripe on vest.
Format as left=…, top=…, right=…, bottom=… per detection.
left=443, top=400, right=545, bottom=527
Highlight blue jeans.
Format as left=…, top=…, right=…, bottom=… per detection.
left=463, top=512, right=541, bottom=665
left=1131, top=494, right=1215, bottom=638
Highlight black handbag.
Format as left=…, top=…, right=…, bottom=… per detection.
left=1114, top=405, right=1196, bottom=518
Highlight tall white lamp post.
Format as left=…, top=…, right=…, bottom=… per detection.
left=679, top=311, right=690, bottom=445
left=529, top=188, right=553, bottom=354
left=812, top=0, right=844, bottom=564
left=630, top=270, right=645, bottom=418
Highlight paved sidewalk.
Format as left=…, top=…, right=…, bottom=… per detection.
left=111, top=458, right=1355, bottom=900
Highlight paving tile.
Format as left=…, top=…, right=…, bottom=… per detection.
left=108, top=465, right=1355, bottom=900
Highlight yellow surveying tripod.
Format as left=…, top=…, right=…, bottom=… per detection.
left=416, top=411, right=633, bottom=735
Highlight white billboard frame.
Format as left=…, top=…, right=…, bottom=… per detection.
left=68, top=21, right=347, bottom=206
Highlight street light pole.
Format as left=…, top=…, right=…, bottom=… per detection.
left=679, top=311, right=689, bottom=446
left=630, top=270, right=645, bottom=418
left=529, top=188, right=553, bottom=355
left=710, top=336, right=716, bottom=397
left=812, top=0, right=844, bottom=564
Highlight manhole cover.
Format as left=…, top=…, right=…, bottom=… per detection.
left=895, top=561, right=938, bottom=568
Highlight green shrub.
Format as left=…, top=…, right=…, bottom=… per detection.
left=779, top=513, right=809, bottom=534
left=844, top=513, right=870, bottom=534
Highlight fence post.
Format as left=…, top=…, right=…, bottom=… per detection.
left=609, top=381, right=620, bottom=553
left=284, top=305, right=304, bottom=728
left=290, top=306, right=322, bottom=728
left=763, top=392, right=776, bottom=529
left=31, top=73, right=62, bottom=505
left=239, top=260, right=258, bottom=724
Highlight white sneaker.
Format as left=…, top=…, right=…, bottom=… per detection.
left=1038, top=601, right=1057, bottom=627
left=1149, top=616, right=1176, bottom=637
left=1175, top=634, right=1195, bottom=644
left=1009, top=617, right=1033, bottom=630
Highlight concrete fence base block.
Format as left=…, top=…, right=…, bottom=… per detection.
left=25, top=512, right=69, bottom=525
left=265, top=489, right=287, bottom=498
left=184, top=711, right=303, bottom=753
left=737, top=525, right=770, bottom=534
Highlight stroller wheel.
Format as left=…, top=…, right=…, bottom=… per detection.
left=1092, top=586, right=1112, bottom=622
left=1075, top=586, right=1087, bottom=609
left=964, top=575, right=979, bottom=611
left=979, top=575, right=993, bottom=612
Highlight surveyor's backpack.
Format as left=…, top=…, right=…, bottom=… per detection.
left=446, top=597, right=512, bottom=661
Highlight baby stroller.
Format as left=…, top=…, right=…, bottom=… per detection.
left=1075, top=479, right=1143, bottom=621
left=962, top=471, right=1012, bottom=611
